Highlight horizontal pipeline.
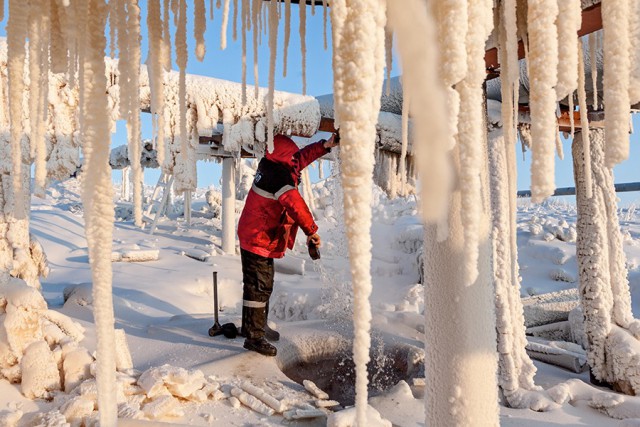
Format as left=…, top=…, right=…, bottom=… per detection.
left=517, top=182, right=640, bottom=198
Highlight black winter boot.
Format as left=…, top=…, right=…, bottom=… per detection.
left=243, top=337, right=277, bottom=356
left=264, top=301, right=280, bottom=342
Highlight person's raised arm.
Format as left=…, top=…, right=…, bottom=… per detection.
left=296, top=133, right=339, bottom=170
left=277, top=188, right=319, bottom=237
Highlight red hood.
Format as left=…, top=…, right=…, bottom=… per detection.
left=265, top=135, right=299, bottom=169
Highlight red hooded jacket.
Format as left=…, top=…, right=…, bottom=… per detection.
left=237, top=135, right=330, bottom=258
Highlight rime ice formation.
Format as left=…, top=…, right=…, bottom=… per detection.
left=573, top=128, right=640, bottom=390
left=528, top=0, right=559, bottom=202
left=487, top=117, right=554, bottom=411
left=602, top=0, right=631, bottom=167
left=330, top=0, right=386, bottom=424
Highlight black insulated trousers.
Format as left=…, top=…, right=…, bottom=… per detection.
left=241, top=249, right=275, bottom=339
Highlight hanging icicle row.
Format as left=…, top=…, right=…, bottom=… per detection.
left=221, top=0, right=231, bottom=50
left=79, top=1, right=118, bottom=424
left=602, top=0, right=631, bottom=167
left=195, top=0, right=207, bottom=60
left=266, top=0, right=278, bottom=153
left=7, top=0, right=28, bottom=219
left=528, top=0, right=559, bottom=203
left=299, top=0, right=307, bottom=95
left=577, top=39, right=592, bottom=199
left=283, top=0, right=291, bottom=78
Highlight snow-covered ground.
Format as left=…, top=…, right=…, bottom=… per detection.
left=1, top=175, right=640, bottom=426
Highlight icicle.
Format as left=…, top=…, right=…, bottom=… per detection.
left=163, top=0, right=172, bottom=70
left=528, top=0, right=559, bottom=202
left=555, top=125, right=564, bottom=160
left=195, top=0, right=206, bottom=60
left=629, top=0, right=640, bottom=104
left=310, top=0, right=316, bottom=16
left=241, top=0, right=248, bottom=103
left=577, top=39, right=592, bottom=199
left=127, top=0, right=143, bottom=227
left=30, top=0, right=51, bottom=197
left=109, top=0, right=117, bottom=58
left=299, top=0, right=307, bottom=95
left=148, top=0, right=166, bottom=168
left=176, top=0, right=189, bottom=185
left=322, top=0, right=328, bottom=50
left=399, top=82, right=409, bottom=196
left=555, top=0, right=581, bottom=101
left=455, top=0, right=493, bottom=285
left=499, top=0, right=519, bottom=188
left=432, top=0, right=467, bottom=158
left=49, top=0, right=67, bottom=74
left=588, top=32, right=598, bottom=110
left=28, top=3, right=44, bottom=160
left=330, top=0, right=386, bottom=423
left=210, top=0, right=214, bottom=19
left=0, top=0, right=4, bottom=22
left=221, top=0, right=230, bottom=50
left=7, top=0, right=28, bottom=219
left=569, top=94, right=576, bottom=138
left=384, top=26, right=393, bottom=97
left=233, top=0, right=238, bottom=41
left=116, top=0, right=129, bottom=121
left=252, top=0, right=260, bottom=99
left=318, top=159, right=325, bottom=179
left=283, top=0, right=291, bottom=78
left=266, top=0, right=278, bottom=153
left=80, top=1, right=118, bottom=424
left=602, top=0, right=631, bottom=167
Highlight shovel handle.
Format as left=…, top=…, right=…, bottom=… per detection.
left=213, top=271, right=219, bottom=323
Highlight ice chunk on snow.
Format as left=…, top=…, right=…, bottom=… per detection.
left=114, top=329, right=133, bottom=372
left=370, top=380, right=422, bottom=427
left=62, top=346, right=93, bottom=393
left=230, top=387, right=275, bottom=416
left=142, top=395, right=183, bottom=419
left=60, top=396, right=95, bottom=423
left=327, top=404, right=391, bottom=427
left=20, top=340, right=61, bottom=398
left=303, top=379, right=329, bottom=400
left=138, top=364, right=206, bottom=399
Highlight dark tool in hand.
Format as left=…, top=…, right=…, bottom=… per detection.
left=208, top=271, right=238, bottom=338
left=308, top=240, right=320, bottom=260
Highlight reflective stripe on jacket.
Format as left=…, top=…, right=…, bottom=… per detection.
left=237, top=135, right=329, bottom=258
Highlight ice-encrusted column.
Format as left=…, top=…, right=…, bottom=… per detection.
left=222, top=156, right=237, bottom=254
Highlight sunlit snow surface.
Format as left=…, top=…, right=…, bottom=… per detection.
left=1, top=177, right=640, bottom=426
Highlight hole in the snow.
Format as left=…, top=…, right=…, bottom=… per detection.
left=278, top=334, right=423, bottom=407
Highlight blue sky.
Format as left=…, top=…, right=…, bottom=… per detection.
left=0, top=1, right=638, bottom=205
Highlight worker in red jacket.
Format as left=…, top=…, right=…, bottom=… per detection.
left=238, top=134, right=338, bottom=356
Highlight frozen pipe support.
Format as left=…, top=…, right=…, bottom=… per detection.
left=222, top=157, right=237, bottom=254
left=122, top=167, right=131, bottom=202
